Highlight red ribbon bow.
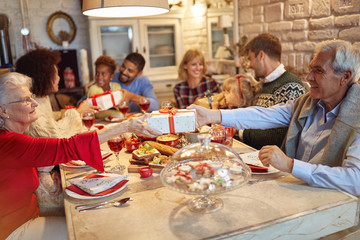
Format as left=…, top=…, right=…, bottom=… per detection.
left=90, top=89, right=112, bottom=99
left=90, top=90, right=115, bottom=107
left=158, top=107, right=178, bottom=134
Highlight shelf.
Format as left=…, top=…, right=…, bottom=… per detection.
left=148, top=30, right=174, bottom=35
left=101, top=32, right=128, bottom=36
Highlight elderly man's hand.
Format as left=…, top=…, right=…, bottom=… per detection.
left=187, top=104, right=221, bottom=128
left=258, top=145, right=294, bottom=173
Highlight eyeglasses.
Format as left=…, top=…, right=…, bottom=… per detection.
left=6, top=96, right=35, bottom=105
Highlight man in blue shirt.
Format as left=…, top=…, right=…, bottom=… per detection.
left=111, top=53, right=159, bottom=113
left=190, top=40, right=360, bottom=196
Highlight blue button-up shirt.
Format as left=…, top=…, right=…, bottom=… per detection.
left=221, top=100, right=360, bottom=196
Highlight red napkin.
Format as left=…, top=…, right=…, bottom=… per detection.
left=66, top=173, right=129, bottom=196
left=247, top=163, right=268, bottom=173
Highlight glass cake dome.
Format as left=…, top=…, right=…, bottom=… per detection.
left=160, top=134, right=251, bottom=213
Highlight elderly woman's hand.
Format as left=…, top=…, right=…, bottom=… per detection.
left=126, top=114, right=162, bottom=139
left=187, top=104, right=221, bottom=128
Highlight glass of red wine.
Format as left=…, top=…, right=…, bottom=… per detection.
left=118, top=100, right=129, bottom=118
left=161, top=100, right=173, bottom=110
left=82, top=112, right=95, bottom=132
left=139, top=97, right=150, bottom=113
left=107, top=136, right=125, bottom=173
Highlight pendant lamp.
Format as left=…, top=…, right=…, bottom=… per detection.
left=82, top=0, right=169, bottom=18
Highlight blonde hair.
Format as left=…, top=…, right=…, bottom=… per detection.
left=223, top=75, right=263, bottom=107
left=178, top=49, right=207, bottom=81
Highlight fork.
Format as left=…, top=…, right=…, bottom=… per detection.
left=75, top=197, right=131, bottom=210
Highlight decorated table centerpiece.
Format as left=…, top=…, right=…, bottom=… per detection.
left=160, top=134, right=251, bottom=213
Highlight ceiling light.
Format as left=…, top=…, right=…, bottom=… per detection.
left=82, top=0, right=169, bottom=18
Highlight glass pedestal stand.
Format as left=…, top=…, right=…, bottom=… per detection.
left=188, top=195, right=223, bottom=213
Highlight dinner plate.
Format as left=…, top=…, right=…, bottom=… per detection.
left=65, top=173, right=128, bottom=199
left=105, top=116, right=124, bottom=122
left=62, top=151, right=112, bottom=168
left=149, top=162, right=166, bottom=168
left=239, top=151, right=280, bottom=174
left=92, top=124, right=105, bottom=130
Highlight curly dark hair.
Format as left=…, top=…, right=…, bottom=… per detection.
left=95, top=55, right=117, bottom=74
left=15, top=48, right=61, bottom=97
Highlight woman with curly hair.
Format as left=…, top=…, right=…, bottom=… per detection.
left=87, top=55, right=121, bottom=98
left=15, top=48, right=100, bottom=216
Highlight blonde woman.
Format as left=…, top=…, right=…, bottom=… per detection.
left=174, top=49, right=220, bottom=108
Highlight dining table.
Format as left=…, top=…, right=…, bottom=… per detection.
left=60, top=136, right=360, bottom=240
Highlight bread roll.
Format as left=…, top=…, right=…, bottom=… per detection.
left=143, top=141, right=178, bottom=156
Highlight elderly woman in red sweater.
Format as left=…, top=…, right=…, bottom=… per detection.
left=0, top=72, right=161, bottom=240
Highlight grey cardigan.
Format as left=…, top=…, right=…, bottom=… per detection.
left=283, top=83, right=360, bottom=167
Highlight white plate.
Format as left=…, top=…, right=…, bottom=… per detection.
left=62, top=151, right=112, bottom=168
left=240, top=151, right=280, bottom=174
left=149, top=163, right=166, bottom=168
left=105, top=116, right=124, bottom=122
left=91, top=124, right=105, bottom=130
left=65, top=173, right=128, bottom=199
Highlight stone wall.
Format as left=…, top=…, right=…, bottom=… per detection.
left=237, top=0, right=360, bottom=78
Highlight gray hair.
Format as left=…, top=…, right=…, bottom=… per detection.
left=314, top=40, right=360, bottom=83
left=0, top=72, right=32, bottom=104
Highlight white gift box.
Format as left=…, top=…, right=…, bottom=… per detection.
left=147, top=109, right=196, bottom=134
left=85, top=90, right=122, bottom=111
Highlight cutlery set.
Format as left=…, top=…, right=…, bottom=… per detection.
left=75, top=197, right=132, bottom=212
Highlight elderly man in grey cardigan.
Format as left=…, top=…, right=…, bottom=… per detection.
left=190, top=39, right=360, bottom=196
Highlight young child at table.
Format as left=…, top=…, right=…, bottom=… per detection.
left=87, top=55, right=122, bottom=98
left=197, top=75, right=263, bottom=109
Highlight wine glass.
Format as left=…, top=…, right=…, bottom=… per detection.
left=118, top=100, right=129, bottom=118
left=210, top=124, right=226, bottom=145
left=139, top=97, right=150, bottom=113
left=82, top=112, right=95, bottom=132
left=161, top=100, right=173, bottom=110
left=107, top=136, right=125, bottom=173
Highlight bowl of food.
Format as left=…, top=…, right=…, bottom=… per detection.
left=184, top=126, right=212, bottom=143
left=156, top=134, right=179, bottom=148
left=125, top=136, right=141, bottom=152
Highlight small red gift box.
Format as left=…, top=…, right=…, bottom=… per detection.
left=85, top=90, right=122, bottom=111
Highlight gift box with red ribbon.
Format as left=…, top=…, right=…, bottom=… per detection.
left=84, top=90, right=122, bottom=111
left=147, top=108, right=196, bottom=134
